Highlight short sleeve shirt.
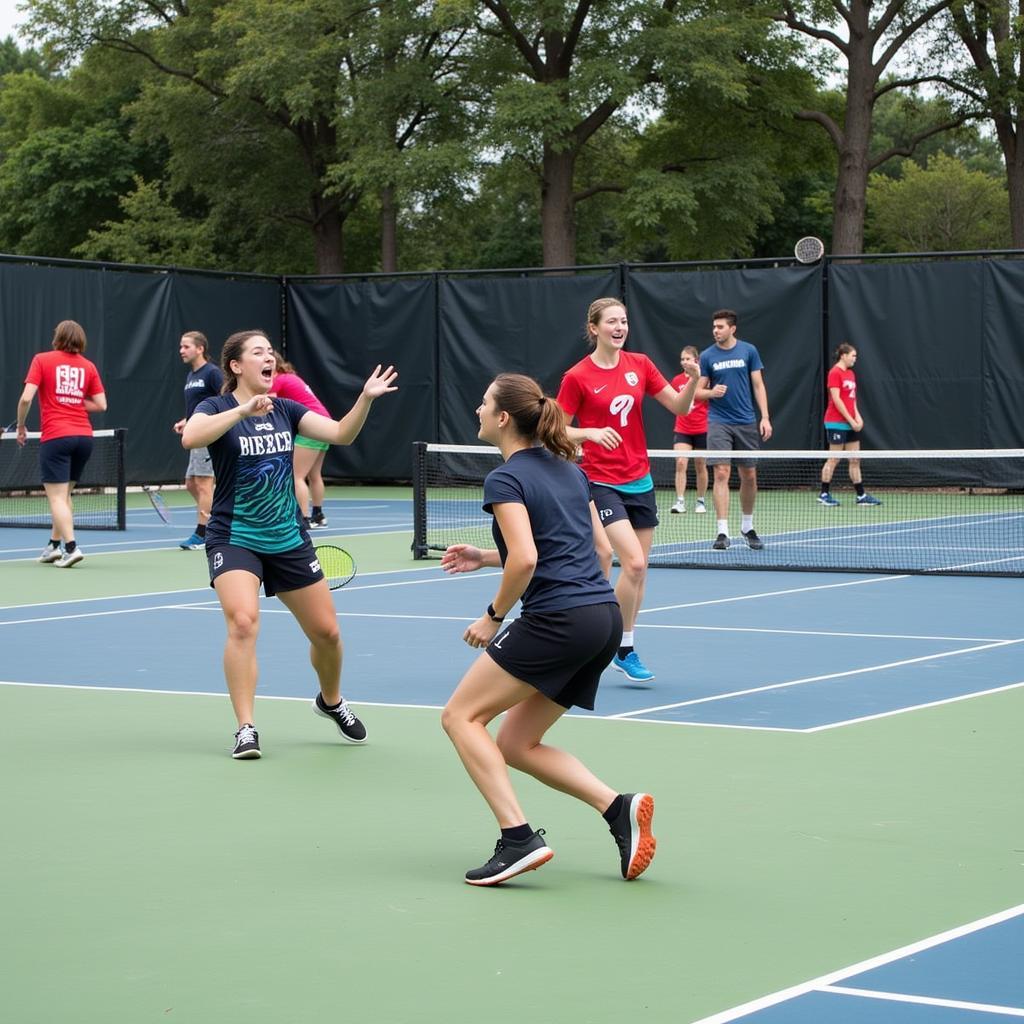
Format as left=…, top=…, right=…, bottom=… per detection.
left=271, top=372, right=330, bottom=418
left=824, top=367, right=857, bottom=424
left=194, top=394, right=310, bottom=553
left=671, top=373, right=708, bottom=434
left=699, top=340, right=764, bottom=425
left=483, top=447, right=615, bottom=615
left=556, top=351, right=668, bottom=485
left=25, top=351, right=105, bottom=442
left=184, top=363, right=224, bottom=418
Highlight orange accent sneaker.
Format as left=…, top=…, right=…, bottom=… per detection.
left=609, top=793, right=656, bottom=880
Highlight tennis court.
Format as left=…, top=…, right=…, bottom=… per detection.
left=1, top=488, right=1021, bottom=1023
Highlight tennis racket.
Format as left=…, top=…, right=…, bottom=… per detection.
left=794, top=236, right=825, bottom=263
left=143, top=486, right=173, bottom=525
left=315, top=544, right=356, bottom=590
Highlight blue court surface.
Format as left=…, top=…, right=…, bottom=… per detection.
left=693, top=905, right=1024, bottom=1023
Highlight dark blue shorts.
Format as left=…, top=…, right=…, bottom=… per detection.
left=485, top=601, right=623, bottom=710
left=673, top=432, right=707, bottom=449
left=39, top=435, right=93, bottom=484
left=591, top=483, right=659, bottom=531
left=207, top=539, right=324, bottom=597
left=826, top=428, right=860, bottom=446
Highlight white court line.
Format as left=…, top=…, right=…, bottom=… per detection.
left=637, top=623, right=1012, bottom=643
left=610, top=638, right=1024, bottom=719
left=641, top=574, right=908, bottom=614
left=819, top=984, right=1024, bottom=1015
left=689, top=904, right=1024, bottom=1024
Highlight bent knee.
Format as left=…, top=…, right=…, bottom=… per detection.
left=226, top=612, right=259, bottom=642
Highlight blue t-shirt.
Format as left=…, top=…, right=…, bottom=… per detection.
left=699, top=340, right=764, bottom=425
left=482, top=447, right=615, bottom=615
left=194, top=394, right=309, bottom=553
left=184, top=362, right=224, bottom=418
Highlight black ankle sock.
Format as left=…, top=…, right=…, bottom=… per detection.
left=196, top=524, right=207, bottom=538
left=602, top=795, right=624, bottom=824
left=47, top=539, right=60, bottom=549
left=855, top=483, right=865, bottom=497
left=64, top=541, right=77, bottom=554
left=501, top=823, right=534, bottom=843
left=819, top=484, right=830, bottom=496
left=318, top=694, right=341, bottom=711
left=312, top=505, right=323, bottom=517
left=617, top=646, right=633, bottom=660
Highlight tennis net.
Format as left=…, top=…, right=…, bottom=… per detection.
left=412, top=442, right=1024, bottom=577
left=0, top=428, right=127, bottom=530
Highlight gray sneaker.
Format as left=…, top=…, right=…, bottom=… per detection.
left=465, top=829, right=554, bottom=886
left=54, top=548, right=84, bottom=568
left=38, top=545, right=62, bottom=563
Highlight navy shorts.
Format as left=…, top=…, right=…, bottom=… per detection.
left=591, top=483, right=659, bottom=530
left=39, top=435, right=93, bottom=484
left=706, top=421, right=761, bottom=468
left=485, top=601, right=623, bottom=710
left=673, top=432, right=707, bottom=449
left=207, top=539, right=324, bottom=597
left=826, top=428, right=860, bottom=446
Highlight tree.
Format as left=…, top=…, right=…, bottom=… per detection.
left=944, top=0, right=1024, bottom=245
left=865, top=151, right=1010, bottom=250
left=771, top=0, right=970, bottom=254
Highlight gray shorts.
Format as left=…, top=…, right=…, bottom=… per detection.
left=186, top=446, right=215, bottom=478
left=706, top=421, right=761, bottom=468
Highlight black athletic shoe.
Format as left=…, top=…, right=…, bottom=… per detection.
left=313, top=693, right=367, bottom=743
left=608, top=793, right=656, bottom=880
left=741, top=529, right=764, bottom=550
left=465, top=829, right=554, bottom=886
left=712, top=533, right=730, bottom=551
left=232, top=723, right=261, bottom=760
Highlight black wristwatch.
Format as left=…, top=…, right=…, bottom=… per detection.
left=487, top=603, right=505, bottom=623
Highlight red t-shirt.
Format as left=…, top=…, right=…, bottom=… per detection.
left=670, top=372, right=708, bottom=434
left=25, top=351, right=105, bottom=442
left=824, top=366, right=857, bottom=424
left=557, top=351, right=668, bottom=485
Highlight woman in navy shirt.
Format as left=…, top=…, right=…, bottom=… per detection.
left=183, top=329, right=397, bottom=760
left=441, top=373, right=657, bottom=887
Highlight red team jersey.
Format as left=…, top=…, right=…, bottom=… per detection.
left=824, top=366, right=857, bottom=424
left=670, top=372, right=708, bottom=434
left=557, top=351, right=668, bottom=485
left=25, top=350, right=105, bottom=442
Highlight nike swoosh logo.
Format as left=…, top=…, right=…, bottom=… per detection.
left=594, top=385, right=607, bottom=393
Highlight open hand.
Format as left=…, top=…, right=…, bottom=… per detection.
left=363, top=365, right=399, bottom=400
left=441, top=544, right=484, bottom=574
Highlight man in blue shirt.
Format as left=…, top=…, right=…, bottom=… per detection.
left=697, top=309, right=773, bottom=551
left=173, top=331, right=223, bottom=550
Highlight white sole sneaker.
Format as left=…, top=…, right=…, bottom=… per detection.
left=54, top=549, right=84, bottom=568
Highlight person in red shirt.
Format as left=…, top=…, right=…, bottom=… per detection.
left=669, top=345, right=712, bottom=515
left=818, top=343, right=881, bottom=507
left=16, top=320, right=108, bottom=568
left=557, top=297, right=699, bottom=683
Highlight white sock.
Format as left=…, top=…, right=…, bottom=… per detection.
left=717, top=519, right=729, bottom=535
left=620, top=631, right=634, bottom=647
left=742, top=515, right=754, bottom=533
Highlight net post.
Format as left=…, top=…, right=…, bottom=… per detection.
left=411, top=441, right=428, bottom=558
left=115, top=428, right=127, bottom=530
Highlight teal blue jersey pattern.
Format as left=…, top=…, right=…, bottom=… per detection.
left=195, top=394, right=311, bottom=554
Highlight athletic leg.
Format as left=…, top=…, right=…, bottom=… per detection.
left=276, top=580, right=343, bottom=705
left=43, top=482, right=75, bottom=544
left=292, top=445, right=318, bottom=519
left=604, top=519, right=652, bottom=633
left=213, top=569, right=263, bottom=726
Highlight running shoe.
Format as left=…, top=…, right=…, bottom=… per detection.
left=313, top=693, right=367, bottom=743
left=38, top=545, right=62, bottom=563
left=53, top=548, right=84, bottom=568
left=465, top=829, right=554, bottom=886
left=232, top=724, right=261, bottom=760
left=741, top=529, right=764, bottom=550
left=612, top=651, right=655, bottom=682
left=817, top=493, right=840, bottom=507
left=694, top=498, right=707, bottom=514
left=607, top=793, right=657, bottom=880
left=712, top=533, right=730, bottom=551
left=856, top=493, right=882, bottom=506
left=309, top=513, right=329, bottom=529
left=179, top=532, right=204, bottom=550
left=669, top=499, right=686, bottom=514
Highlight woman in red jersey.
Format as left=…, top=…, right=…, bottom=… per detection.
left=669, top=345, right=712, bottom=515
left=556, top=298, right=698, bottom=683
left=15, top=320, right=108, bottom=568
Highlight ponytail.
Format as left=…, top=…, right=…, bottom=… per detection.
left=490, top=373, right=576, bottom=460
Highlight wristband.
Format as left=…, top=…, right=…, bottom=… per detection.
left=487, top=603, right=505, bottom=623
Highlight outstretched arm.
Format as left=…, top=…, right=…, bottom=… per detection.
left=295, top=365, right=399, bottom=445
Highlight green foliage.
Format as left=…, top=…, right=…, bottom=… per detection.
left=865, top=153, right=1010, bottom=251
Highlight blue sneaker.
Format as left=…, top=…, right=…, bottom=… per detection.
left=612, top=651, right=655, bottom=683
left=179, top=533, right=204, bottom=550
left=857, top=493, right=882, bottom=506
left=817, top=493, right=840, bottom=507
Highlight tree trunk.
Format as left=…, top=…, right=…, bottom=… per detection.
left=541, top=146, right=577, bottom=268
left=380, top=186, right=398, bottom=273
left=312, top=204, right=344, bottom=275
left=994, top=118, right=1024, bottom=247
left=832, top=60, right=875, bottom=255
